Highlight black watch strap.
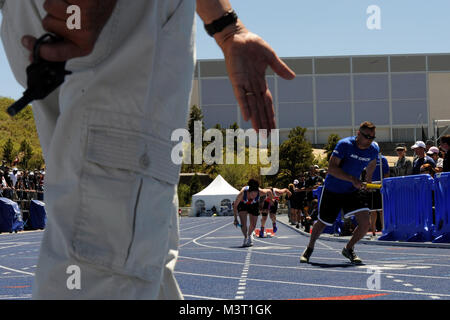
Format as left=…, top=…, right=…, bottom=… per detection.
left=204, top=10, right=238, bottom=37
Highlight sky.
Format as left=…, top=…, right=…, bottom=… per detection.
left=1, top=0, right=450, bottom=100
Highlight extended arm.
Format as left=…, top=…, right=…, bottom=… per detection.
left=196, top=0, right=295, bottom=131
left=233, top=189, right=244, bottom=225
left=274, top=188, right=292, bottom=198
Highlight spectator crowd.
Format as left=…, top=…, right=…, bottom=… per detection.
left=393, top=135, right=450, bottom=178
left=0, top=160, right=45, bottom=202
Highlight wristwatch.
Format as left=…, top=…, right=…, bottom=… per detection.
left=204, top=10, right=238, bottom=37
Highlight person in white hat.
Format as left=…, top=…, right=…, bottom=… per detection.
left=411, top=141, right=436, bottom=175
left=427, top=146, right=443, bottom=173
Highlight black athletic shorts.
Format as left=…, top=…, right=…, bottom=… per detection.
left=269, top=200, right=278, bottom=214
left=290, top=199, right=303, bottom=210
left=366, top=189, right=382, bottom=211
left=318, top=188, right=369, bottom=226
left=237, top=201, right=259, bottom=216
left=261, top=200, right=278, bottom=215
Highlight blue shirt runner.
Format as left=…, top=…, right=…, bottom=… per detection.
left=324, top=136, right=379, bottom=194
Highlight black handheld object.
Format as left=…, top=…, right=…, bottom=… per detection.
left=7, top=33, right=72, bottom=117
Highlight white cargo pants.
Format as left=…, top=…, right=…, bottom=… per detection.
left=1, top=0, right=196, bottom=299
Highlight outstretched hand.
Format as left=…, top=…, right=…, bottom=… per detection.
left=21, top=0, right=117, bottom=62
left=217, top=24, right=295, bottom=131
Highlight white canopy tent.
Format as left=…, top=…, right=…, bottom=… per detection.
left=190, top=175, right=240, bottom=217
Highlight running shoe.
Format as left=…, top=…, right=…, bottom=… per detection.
left=300, top=247, right=313, bottom=263
left=246, top=235, right=254, bottom=247
left=273, top=223, right=278, bottom=233
left=342, top=247, right=363, bottom=264
left=242, top=238, right=248, bottom=247
left=259, top=227, right=265, bottom=238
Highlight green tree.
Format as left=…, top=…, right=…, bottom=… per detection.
left=28, top=153, right=45, bottom=171
left=324, top=134, right=341, bottom=161
left=0, top=97, right=43, bottom=168
left=216, top=162, right=260, bottom=190
left=189, top=173, right=203, bottom=197
left=188, top=104, right=205, bottom=138
left=2, top=138, right=14, bottom=164
left=19, top=139, right=34, bottom=169
left=277, top=127, right=314, bottom=186
left=177, top=183, right=191, bottom=207
left=183, top=105, right=206, bottom=172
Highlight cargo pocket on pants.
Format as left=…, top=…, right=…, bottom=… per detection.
left=72, top=125, right=158, bottom=278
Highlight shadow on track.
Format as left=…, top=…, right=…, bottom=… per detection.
left=308, top=262, right=360, bottom=268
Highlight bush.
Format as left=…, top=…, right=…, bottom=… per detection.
left=177, top=183, right=191, bottom=207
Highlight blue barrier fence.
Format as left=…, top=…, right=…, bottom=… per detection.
left=379, top=174, right=434, bottom=242
left=433, top=172, right=450, bottom=243
left=0, top=197, right=24, bottom=233
left=29, top=200, right=47, bottom=230
left=0, top=197, right=46, bottom=233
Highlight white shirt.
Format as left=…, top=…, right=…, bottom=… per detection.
left=1, top=176, right=7, bottom=188
left=9, top=172, right=17, bottom=187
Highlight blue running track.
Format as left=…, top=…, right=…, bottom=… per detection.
left=176, top=216, right=450, bottom=300
left=1, top=216, right=450, bottom=300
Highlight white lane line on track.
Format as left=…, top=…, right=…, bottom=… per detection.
left=383, top=273, right=437, bottom=299
left=182, top=294, right=226, bottom=300
left=235, top=248, right=252, bottom=300
left=0, top=244, right=30, bottom=250
left=254, top=237, right=450, bottom=259
left=178, top=255, right=450, bottom=281
left=180, top=220, right=227, bottom=232
left=180, top=222, right=233, bottom=248
left=192, top=235, right=450, bottom=272
left=0, top=265, right=35, bottom=276
left=0, top=294, right=32, bottom=300
left=175, top=271, right=450, bottom=298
